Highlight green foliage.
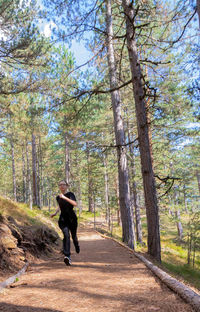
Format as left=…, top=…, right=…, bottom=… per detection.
left=162, top=262, right=200, bottom=290
left=185, top=211, right=200, bottom=266
left=0, top=0, right=199, bottom=290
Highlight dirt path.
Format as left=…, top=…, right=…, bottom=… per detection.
left=0, top=226, right=194, bottom=312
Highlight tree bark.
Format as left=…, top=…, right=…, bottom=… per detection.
left=106, top=0, right=135, bottom=248
left=103, top=153, right=111, bottom=230
left=126, top=111, right=143, bottom=244
left=75, top=151, right=83, bottom=217
left=183, top=184, right=188, bottom=213
left=36, top=146, right=41, bottom=209
left=176, top=210, right=183, bottom=240
left=22, top=143, right=27, bottom=203
left=197, top=0, right=200, bottom=28
left=10, top=136, right=17, bottom=201
left=39, top=136, right=43, bottom=208
left=77, top=178, right=83, bottom=218
left=48, top=190, right=51, bottom=212
left=122, top=0, right=161, bottom=261
left=115, top=174, right=121, bottom=226
left=26, top=139, right=32, bottom=210
left=65, top=132, right=70, bottom=184
left=32, top=133, right=38, bottom=206
left=86, top=142, right=94, bottom=212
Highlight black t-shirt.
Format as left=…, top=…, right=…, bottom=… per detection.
left=56, top=192, right=77, bottom=220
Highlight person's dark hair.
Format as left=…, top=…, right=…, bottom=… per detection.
left=58, top=180, right=69, bottom=187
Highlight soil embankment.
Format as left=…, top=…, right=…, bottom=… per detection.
left=0, top=213, right=59, bottom=282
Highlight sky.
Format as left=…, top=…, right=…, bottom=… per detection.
left=41, top=12, right=91, bottom=67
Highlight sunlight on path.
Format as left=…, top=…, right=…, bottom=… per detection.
left=0, top=227, right=194, bottom=312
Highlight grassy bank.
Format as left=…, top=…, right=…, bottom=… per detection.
left=0, top=196, right=60, bottom=234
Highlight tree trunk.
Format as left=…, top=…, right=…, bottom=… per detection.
left=74, top=151, right=83, bottom=215
left=22, top=143, right=27, bottom=203
left=103, top=153, right=111, bottom=230
left=126, top=113, right=143, bottom=244
left=196, top=171, right=200, bottom=195
left=122, top=0, right=161, bottom=261
left=65, top=131, right=70, bottom=184
left=48, top=191, right=51, bottom=212
left=86, top=142, right=94, bottom=212
left=197, top=0, right=200, bottom=28
left=106, top=0, right=135, bottom=249
left=36, top=147, right=41, bottom=209
left=32, top=133, right=38, bottom=206
left=183, top=184, right=188, bottom=213
left=75, top=151, right=83, bottom=217
left=10, top=136, right=17, bottom=201
left=26, top=139, right=32, bottom=210
left=39, top=136, right=43, bottom=208
left=93, top=194, right=96, bottom=230
left=115, top=174, right=121, bottom=226
left=176, top=210, right=183, bottom=240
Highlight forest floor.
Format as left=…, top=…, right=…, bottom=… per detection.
left=0, top=225, right=195, bottom=312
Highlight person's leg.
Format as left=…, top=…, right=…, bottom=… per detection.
left=70, top=219, right=80, bottom=253
left=62, top=225, right=71, bottom=257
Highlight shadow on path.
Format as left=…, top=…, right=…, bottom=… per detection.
left=0, top=302, right=61, bottom=312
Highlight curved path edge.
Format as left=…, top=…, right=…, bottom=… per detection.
left=0, top=262, right=29, bottom=293
left=96, top=230, right=200, bottom=312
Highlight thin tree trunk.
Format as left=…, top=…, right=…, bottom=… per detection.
left=86, top=142, right=94, bottom=212
left=26, top=139, right=32, bottom=210
left=75, top=152, right=83, bottom=216
left=187, top=234, right=191, bottom=265
left=32, top=133, right=38, bottom=206
left=197, top=0, right=200, bottom=28
left=36, top=143, right=41, bottom=209
left=10, top=137, right=17, bottom=201
left=115, top=174, right=121, bottom=226
left=22, top=143, right=27, bottom=203
left=122, top=0, right=161, bottom=261
left=77, top=177, right=83, bottom=217
left=196, top=171, right=200, bottom=195
left=65, top=132, right=70, bottom=184
left=126, top=111, right=143, bottom=244
left=39, top=136, right=43, bottom=209
left=183, top=184, right=188, bottom=213
left=106, top=0, right=135, bottom=248
left=103, top=153, right=111, bottom=230
left=48, top=191, right=51, bottom=212
left=176, top=210, right=183, bottom=240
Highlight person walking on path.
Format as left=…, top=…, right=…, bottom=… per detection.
left=51, top=180, right=80, bottom=266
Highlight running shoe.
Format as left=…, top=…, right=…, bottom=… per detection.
left=64, top=256, right=71, bottom=266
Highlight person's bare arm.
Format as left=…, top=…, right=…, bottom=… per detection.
left=59, top=193, right=77, bottom=206
left=50, top=206, right=60, bottom=218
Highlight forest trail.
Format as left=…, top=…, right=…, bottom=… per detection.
left=0, top=226, right=194, bottom=312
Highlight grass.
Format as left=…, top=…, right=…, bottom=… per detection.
left=80, top=208, right=200, bottom=291
left=161, top=261, right=200, bottom=290
left=1, top=197, right=199, bottom=291
left=0, top=196, right=60, bottom=234
left=78, top=210, right=100, bottom=222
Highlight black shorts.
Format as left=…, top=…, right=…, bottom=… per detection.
left=58, top=215, right=77, bottom=230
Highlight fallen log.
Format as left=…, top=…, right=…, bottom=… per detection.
left=0, top=262, right=29, bottom=292
left=97, top=231, right=200, bottom=312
